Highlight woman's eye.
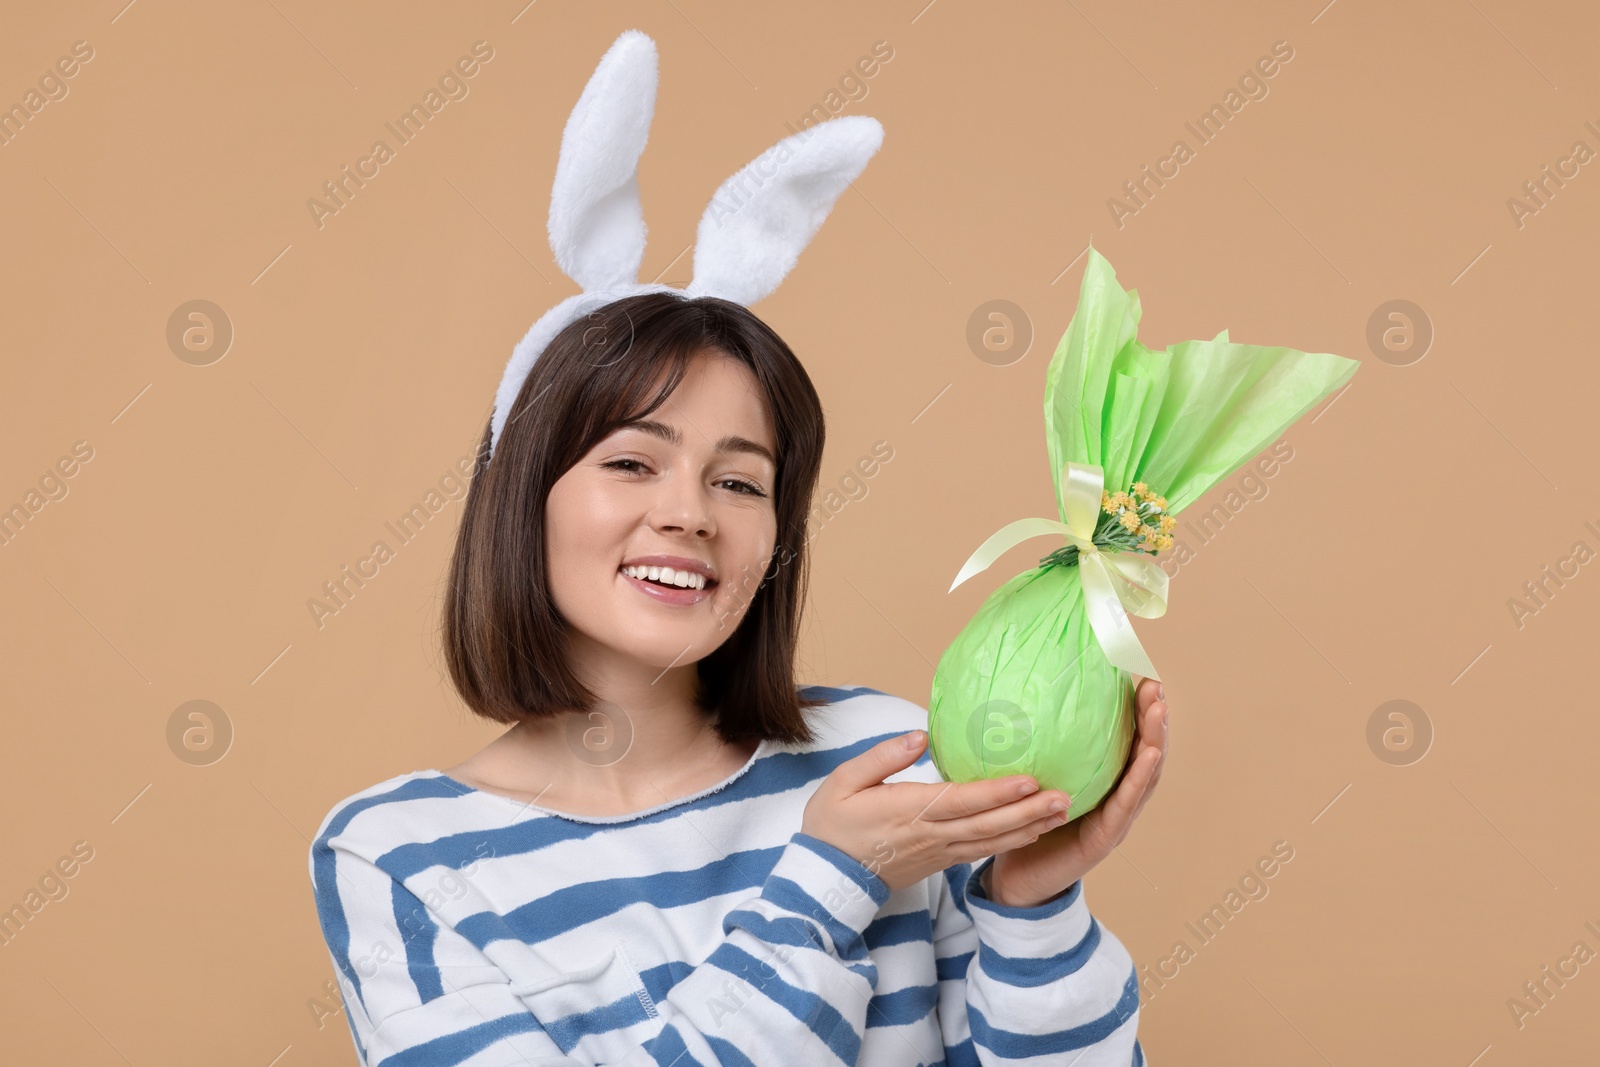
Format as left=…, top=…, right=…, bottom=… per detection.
left=720, top=478, right=768, bottom=498
left=604, top=460, right=765, bottom=498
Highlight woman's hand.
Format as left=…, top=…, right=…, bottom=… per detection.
left=984, top=677, right=1170, bottom=908
left=801, top=731, right=1073, bottom=893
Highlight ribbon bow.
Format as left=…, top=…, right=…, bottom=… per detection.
left=948, top=462, right=1169, bottom=681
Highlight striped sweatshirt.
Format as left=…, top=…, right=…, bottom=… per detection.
left=309, top=685, right=1145, bottom=1066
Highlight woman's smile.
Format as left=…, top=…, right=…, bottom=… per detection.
left=618, top=566, right=716, bottom=605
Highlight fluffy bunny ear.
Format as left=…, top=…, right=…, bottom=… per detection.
left=547, top=29, right=658, bottom=291
left=686, top=115, right=883, bottom=306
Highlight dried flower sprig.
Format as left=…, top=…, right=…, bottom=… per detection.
left=1039, top=478, right=1177, bottom=570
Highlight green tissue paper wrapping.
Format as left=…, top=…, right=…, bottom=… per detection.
left=927, top=246, right=1360, bottom=818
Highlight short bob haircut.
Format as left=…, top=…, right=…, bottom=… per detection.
left=442, top=292, right=831, bottom=746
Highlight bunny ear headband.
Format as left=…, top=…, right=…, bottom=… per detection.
left=487, top=28, right=885, bottom=459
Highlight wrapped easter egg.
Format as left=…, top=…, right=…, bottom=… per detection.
left=928, top=244, right=1360, bottom=818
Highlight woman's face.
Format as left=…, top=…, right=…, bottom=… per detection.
left=544, top=350, right=780, bottom=678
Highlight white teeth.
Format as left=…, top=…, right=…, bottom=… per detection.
left=621, top=564, right=707, bottom=590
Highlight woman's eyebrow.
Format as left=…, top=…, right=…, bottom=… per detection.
left=620, top=418, right=775, bottom=467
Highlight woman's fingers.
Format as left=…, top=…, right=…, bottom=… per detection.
left=914, top=774, right=1042, bottom=822
left=1100, top=743, right=1161, bottom=842
left=1129, top=748, right=1163, bottom=824
left=1131, top=691, right=1168, bottom=813
left=1134, top=676, right=1161, bottom=716
left=937, top=790, right=1070, bottom=842
left=827, top=731, right=934, bottom=794
left=952, top=810, right=1067, bottom=861
left=1145, top=701, right=1168, bottom=786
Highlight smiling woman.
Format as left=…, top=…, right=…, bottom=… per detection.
left=307, top=286, right=1154, bottom=1067
left=442, top=291, right=829, bottom=748
left=308, top=27, right=1153, bottom=1067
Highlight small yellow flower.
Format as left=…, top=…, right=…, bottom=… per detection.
left=1101, top=479, right=1173, bottom=550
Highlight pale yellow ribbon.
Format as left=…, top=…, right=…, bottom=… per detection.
left=948, top=462, right=1168, bottom=681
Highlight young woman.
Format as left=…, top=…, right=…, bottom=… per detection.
left=310, top=292, right=1169, bottom=1066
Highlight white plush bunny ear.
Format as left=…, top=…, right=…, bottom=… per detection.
left=686, top=115, right=883, bottom=305
left=547, top=29, right=658, bottom=291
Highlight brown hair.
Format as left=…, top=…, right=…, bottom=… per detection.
left=442, top=292, right=829, bottom=746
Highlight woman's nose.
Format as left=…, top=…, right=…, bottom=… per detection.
left=650, top=476, right=715, bottom=537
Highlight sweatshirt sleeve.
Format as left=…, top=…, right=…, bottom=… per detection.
left=310, top=829, right=892, bottom=1066
left=931, top=857, right=1146, bottom=1065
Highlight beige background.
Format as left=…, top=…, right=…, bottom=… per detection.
left=2, top=0, right=1596, bottom=1062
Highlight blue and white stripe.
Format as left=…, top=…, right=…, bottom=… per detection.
left=309, top=685, right=1145, bottom=1065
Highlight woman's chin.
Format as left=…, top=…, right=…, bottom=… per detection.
left=599, top=621, right=721, bottom=671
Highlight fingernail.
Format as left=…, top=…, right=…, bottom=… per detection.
left=903, top=730, right=924, bottom=750
left=1017, top=780, right=1039, bottom=797
left=1049, top=799, right=1068, bottom=813
left=1158, top=683, right=1165, bottom=701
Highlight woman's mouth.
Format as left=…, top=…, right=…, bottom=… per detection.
left=618, top=564, right=716, bottom=605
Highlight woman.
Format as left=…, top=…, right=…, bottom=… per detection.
left=309, top=292, right=1168, bottom=1066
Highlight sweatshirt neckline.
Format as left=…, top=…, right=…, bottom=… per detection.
left=423, top=737, right=771, bottom=825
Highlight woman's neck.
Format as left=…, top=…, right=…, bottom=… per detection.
left=445, top=659, right=759, bottom=816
